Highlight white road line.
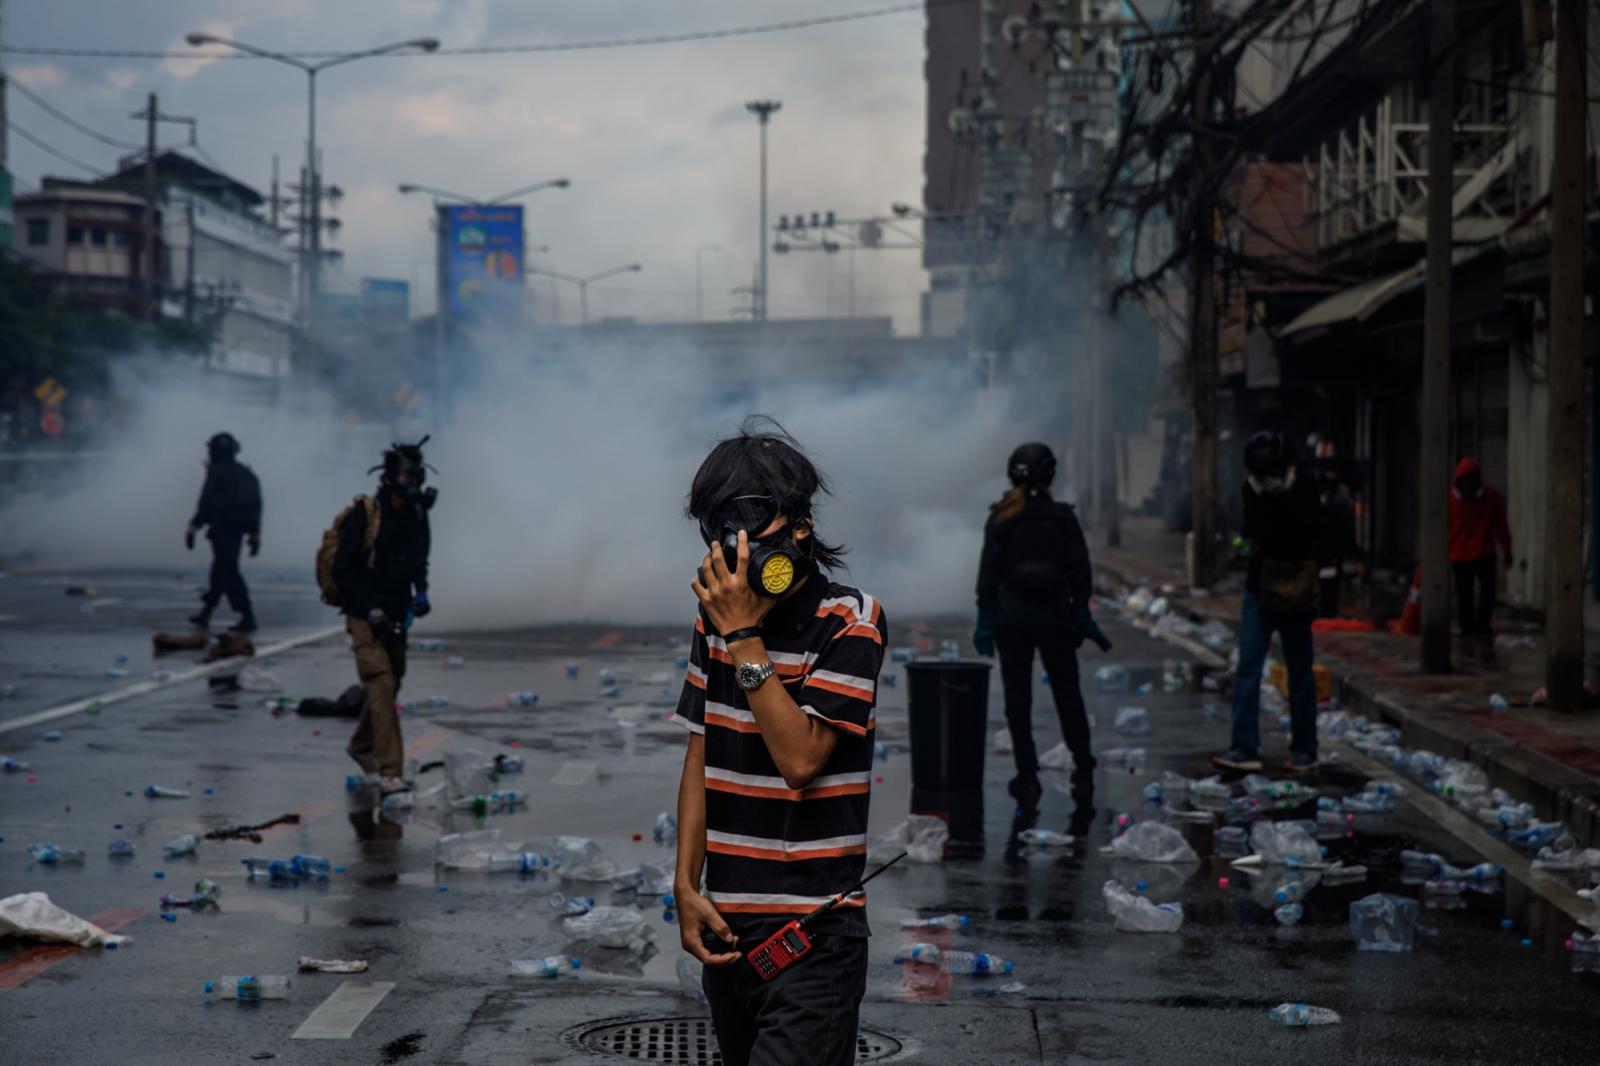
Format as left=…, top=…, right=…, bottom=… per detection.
left=291, top=979, right=397, bottom=1040
left=551, top=759, right=599, bottom=786
left=0, top=624, right=344, bottom=736
left=1337, top=746, right=1600, bottom=932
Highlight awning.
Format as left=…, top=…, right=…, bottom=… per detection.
left=1279, top=260, right=1423, bottom=339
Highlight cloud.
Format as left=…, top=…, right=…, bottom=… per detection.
left=160, top=21, right=235, bottom=82
left=10, top=62, right=66, bottom=88
left=103, top=69, right=140, bottom=93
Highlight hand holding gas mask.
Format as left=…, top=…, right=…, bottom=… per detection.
left=691, top=495, right=816, bottom=636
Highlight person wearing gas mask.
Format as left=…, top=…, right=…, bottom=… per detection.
left=330, top=439, right=435, bottom=795
left=972, top=442, right=1103, bottom=828
left=1449, top=457, right=1512, bottom=660
left=185, top=431, right=261, bottom=632
left=1214, top=431, right=1321, bottom=774
left=671, top=418, right=886, bottom=1066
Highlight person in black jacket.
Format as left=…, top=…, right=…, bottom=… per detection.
left=1214, top=431, right=1320, bottom=775
left=332, top=441, right=434, bottom=795
left=974, top=442, right=1099, bottom=825
left=185, top=432, right=261, bottom=632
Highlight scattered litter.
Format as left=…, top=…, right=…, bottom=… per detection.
left=1093, top=664, right=1130, bottom=693
left=108, top=840, right=137, bottom=858
left=563, top=906, right=656, bottom=951
left=1102, top=880, right=1184, bottom=933
left=144, top=785, right=191, bottom=799
left=1114, top=706, right=1150, bottom=735
left=1274, top=902, right=1304, bottom=926
left=1099, top=748, right=1146, bottom=772
left=1249, top=821, right=1322, bottom=866
left=677, top=956, right=706, bottom=1001
left=1038, top=742, right=1074, bottom=770
left=510, top=956, right=579, bottom=977
left=1268, top=1003, right=1340, bottom=1027
left=1000, top=980, right=1026, bottom=994
left=555, top=837, right=619, bottom=882
left=204, top=975, right=290, bottom=1000
left=163, top=834, right=200, bottom=857
left=507, top=691, right=539, bottom=707
left=991, top=729, right=1013, bottom=754
left=0, top=892, right=128, bottom=947
left=42, top=731, right=62, bottom=742
left=900, top=913, right=968, bottom=930
left=1, top=757, right=32, bottom=772
left=1018, top=829, right=1074, bottom=848
left=1570, top=932, right=1600, bottom=973
left=1213, top=826, right=1249, bottom=858
left=870, top=815, right=948, bottom=864
left=940, top=950, right=1012, bottom=975
left=298, top=957, right=368, bottom=974
left=237, top=666, right=282, bottom=693
left=1105, top=821, right=1199, bottom=864
left=1349, top=892, right=1419, bottom=952
left=27, top=843, right=86, bottom=864
left=1488, top=693, right=1508, bottom=712
left=436, top=830, right=507, bottom=869
left=161, top=879, right=221, bottom=908
left=653, top=812, right=678, bottom=844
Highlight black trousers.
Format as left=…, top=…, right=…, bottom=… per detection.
left=202, top=528, right=253, bottom=617
left=995, top=624, right=1095, bottom=786
left=702, top=933, right=868, bottom=1066
left=1453, top=555, right=1497, bottom=636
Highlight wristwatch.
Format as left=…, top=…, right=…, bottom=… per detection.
left=736, top=660, right=777, bottom=691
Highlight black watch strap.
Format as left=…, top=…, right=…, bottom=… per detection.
left=722, top=626, right=763, bottom=645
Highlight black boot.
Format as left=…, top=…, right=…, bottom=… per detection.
left=230, top=613, right=258, bottom=633
left=189, top=606, right=213, bottom=630
left=1007, top=773, right=1043, bottom=814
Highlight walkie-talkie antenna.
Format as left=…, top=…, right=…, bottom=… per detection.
left=797, top=851, right=908, bottom=929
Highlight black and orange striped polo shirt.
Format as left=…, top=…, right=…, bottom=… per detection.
left=672, top=576, right=887, bottom=938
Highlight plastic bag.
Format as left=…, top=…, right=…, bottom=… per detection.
left=1102, top=880, right=1183, bottom=933
left=1038, top=742, right=1074, bottom=770
left=236, top=666, right=283, bottom=693
left=991, top=728, right=1014, bottom=755
left=0, top=892, right=128, bottom=948
left=1250, top=820, right=1322, bottom=866
left=676, top=955, right=705, bottom=1002
left=445, top=749, right=498, bottom=799
left=555, top=836, right=619, bottom=882
left=1106, top=821, right=1199, bottom=864
left=1114, top=706, right=1151, bottom=736
left=1349, top=892, right=1418, bottom=952
left=563, top=905, right=655, bottom=949
left=870, top=815, right=949, bottom=864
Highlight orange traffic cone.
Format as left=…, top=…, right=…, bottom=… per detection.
left=1389, top=566, right=1422, bottom=634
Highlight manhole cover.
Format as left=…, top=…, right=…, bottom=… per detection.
left=565, top=1015, right=901, bottom=1063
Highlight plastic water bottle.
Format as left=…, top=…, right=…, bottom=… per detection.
left=27, top=843, right=86, bottom=864
left=565, top=662, right=581, bottom=678
left=939, top=640, right=961, bottom=661
left=1488, top=693, right=1508, bottom=712
left=164, top=834, right=201, bottom=857
left=145, top=785, right=191, bottom=799
left=495, top=753, right=524, bottom=774
left=1094, top=664, right=1130, bottom=693
left=1268, top=1003, right=1341, bottom=1026
left=442, top=655, right=466, bottom=669
left=205, top=975, right=290, bottom=1000
left=549, top=893, right=595, bottom=916
left=654, top=812, right=678, bottom=844
left=1192, top=776, right=1233, bottom=802
left=1213, top=825, right=1250, bottom=858
left=509, top=691, right=539, bottom=707
left=291, top=855, right=332, bottom=878
left=2, top=757, right=32, bottom=772
left=942, top=951, right=1013, bottom=975
left=510, top=955, right=580, bottom=977
left=163, top=878, right=222, bottom=907
left=242, top=857, right=300, bottom=880
left=1446, top=861, right=1501, bottom=885
left=900, top=913, right=970, bottom=930
left=1510, top=821, right=1569, bottom=849
left=381, top=791, right=415, bottom=810
left=485, top=851, right=551, bottom=873
left=1400, top=849, right=1445, bottom=874
left=1100, top=748, right=1147, bottom=772
left=1422, top=879, right=1467, bottom=897
left=1018, top=828, right=1074, bottom=847
left=892, top=943, right=942, bottom=965
left=108, top=840, right=137, bottom=858
left=1570, top=931, right=1600, bottom=974
left=1274, top=902, right=1304, bottom=926
left=1316, top=810, right=1354, bottom=829
left=425, top=694, right=450, bottom=708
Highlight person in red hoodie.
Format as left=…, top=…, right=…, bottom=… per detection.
left=1449, top=458, right=1512, bottom=651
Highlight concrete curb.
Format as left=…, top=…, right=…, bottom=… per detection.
left=1095, top=559, right=1600, bottom=848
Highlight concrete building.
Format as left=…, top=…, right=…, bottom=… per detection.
left=11, top=185, right=157, bottom=317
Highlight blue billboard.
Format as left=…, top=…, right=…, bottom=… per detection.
left=360, top=277, right=410, bottom=324
left=440, top=204, right=523, bottom=316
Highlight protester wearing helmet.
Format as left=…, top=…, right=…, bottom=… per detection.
left=1214, top=431, right=1321, bottom=774
left=185, top=432, right=262, bottom=632
left=331, top=438, right=436, bottom=795
left=974, top=442, right=1104, bottom=830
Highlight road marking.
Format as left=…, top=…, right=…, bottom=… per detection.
left=0, top=625, right=344, bottom=736
left=551, top=759, right=598, bottom=786
left=591, top=629, right=625, bottom=647
left=1337, top=745, right=1600, bottom=932
left=0, top=905, right=146, bottom=991
left=291, top=979, right=397, bottom=1039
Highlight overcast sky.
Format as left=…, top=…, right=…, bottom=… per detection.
left=2, top=1, right=930, bottom=329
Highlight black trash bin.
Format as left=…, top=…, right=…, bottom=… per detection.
left=905, top=660, right=992, bottom=790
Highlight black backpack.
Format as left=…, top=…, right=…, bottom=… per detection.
left=214, top=463, right=261, bottom=529
left=1003, top=504, right=1071, bottom=605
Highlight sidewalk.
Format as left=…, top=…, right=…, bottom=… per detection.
left=1094, top=516, right=1600, bottom=847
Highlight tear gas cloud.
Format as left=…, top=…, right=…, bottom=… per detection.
left=0, top=336, right=1074, bottom=629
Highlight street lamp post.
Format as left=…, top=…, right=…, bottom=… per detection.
left=185, top=33, right=439, bottom=333
left=526, top=263, right=642, bottom=327
left=744, top=101, right=780, bottom=321
left=695, top=244, right=721, bottom=322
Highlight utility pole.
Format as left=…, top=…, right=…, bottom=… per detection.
left=1188, top=0, right=1219, bottom=588
left=269, top=155, right=280, bottom=231
left=143, top=92, right=159, bottom=321
left=1544, top=0, right=1587, bottom=708
left=745, top=101, right=781, bottom=321
left=1419, top=0, right=1456, bottom=674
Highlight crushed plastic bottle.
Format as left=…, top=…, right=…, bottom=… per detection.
left=900, top=913, right=970, bottom=930
left=892, top=943, right=942, bottom=965
left=1268, top=1003, right=1341, bottom=1026
left=144, top=785, right=191, bottom=799
left=1570, top=931, right=1600, bottom=974
left=2, top=756, right=33, bottom=772
left=1272, top=880, right=1309, bottom=906
left=163, top=834, right=200, bottom=857
left=940, top=950, right=1012, bottom=975
left=654, top=812, right=678, bottom=844
left=1213, top=826, right=1250, bottom=858
left=1093, top=664, right=1131, bottom=693
left=1508, top=821, right=1570, bottom=850
left=1100, top=747, right=1147, bottom=772
left=1103, top=880, right=1184, bottom=932
left=1191, top=776, right=1233, bottom=802
left=1400, top=849, right=1447, bottom=876
left=1114, top=706, right=1151, bottom=735
left=1251, top=821, right=1322, bottom=866
left=205, top=975, right=290, bottom=1000
left=484, top=852, right=553, bottom=873
left=163, top=878, right=222, bottom=907
left=1349, top=892, right=1419, bottom=952
left=1488, top=693, right=1508, bottom=712
left=549, top=893, right=595, bottom=916
left=1340, top=791, right=1394, bottom=814
left=1274, top=902, right=1304, bottom=926
left=291, top=855, right=331, bottom=878
left=494, top=753, right=524, bottom=774
left=27, top=843, right=86, bottom=864
left=1107, top=821, right=1199, bottom=863
left=511, top=956, right=582, bottom=978
left=508, top=691, right=540, bottom=707
left=1018, top=828, right=1074, bottom=848
left=563, top=906, right=655, bottom=950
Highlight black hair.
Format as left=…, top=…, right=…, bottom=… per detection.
left=687, top=415, right=847, bottom=571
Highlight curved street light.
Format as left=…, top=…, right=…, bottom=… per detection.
left=526, top=263, right=642, bottom=327
left=397, top=179, right=570, bottom=205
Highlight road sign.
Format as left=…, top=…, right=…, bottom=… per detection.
left=34, top=377, right=67, bottom=409
left=39, top=409, right=65, bottom=437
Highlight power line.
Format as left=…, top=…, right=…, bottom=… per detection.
left=1, top=1, right=973, bottom=61
left=6, top=76, right=142, bottom=149
left=8, top=121, right=109, bottom=176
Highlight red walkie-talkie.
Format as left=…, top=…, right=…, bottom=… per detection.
left=745, top=852, right=907, bottom=982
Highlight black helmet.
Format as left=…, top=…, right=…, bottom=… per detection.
left=1243, top=431, right=1292, bottom=478
left=370, top=435, right=438, bottom=509
left=1007, top=442, right=1057, bottom=486
left=206, top=432, right=240, bottom=460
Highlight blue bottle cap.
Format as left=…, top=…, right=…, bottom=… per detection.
left=437, top=885, right=449, bottom=892
left=161, top=913, right=177, bottom=922
left=105, top=941, right=117, bottom=950
left=204, top=980, right=214, bottom=993
left=154, top=870, right=165, bottom=879
left=570, top=957, right=581, bottom=969
left=1501, top=918, right=1514, bottom=929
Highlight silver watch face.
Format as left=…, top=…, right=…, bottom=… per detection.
left=737, top=661, right=772, bottom=691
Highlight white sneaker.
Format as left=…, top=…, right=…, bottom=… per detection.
left=379, top=775, right=414, bottom=795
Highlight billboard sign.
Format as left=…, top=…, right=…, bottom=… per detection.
left=440, top=204, right=523, bottom=316
left=361, top=277, right=411, bottom=324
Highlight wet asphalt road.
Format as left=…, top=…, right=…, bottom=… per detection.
left=0, top=567, right=1596, bottom=1065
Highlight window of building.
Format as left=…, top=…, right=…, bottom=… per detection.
left=26, top=219, right=49, bottom=246
left=90, top=227, right=108, bottom=247
left=67, top=226, right=85, bottom=245
left=112, top=230, right=130, bottom=248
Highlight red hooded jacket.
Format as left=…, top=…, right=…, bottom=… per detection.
left=1448, top=458, right=1512, bottom=563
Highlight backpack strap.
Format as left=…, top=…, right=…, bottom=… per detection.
left=358, top=496, right=381, bottom=569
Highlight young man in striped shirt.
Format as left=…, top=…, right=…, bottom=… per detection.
left=672, top=421, right=887, bottom=1066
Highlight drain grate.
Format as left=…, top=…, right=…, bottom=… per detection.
left=566, top=1015, right=901, bottom=1063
